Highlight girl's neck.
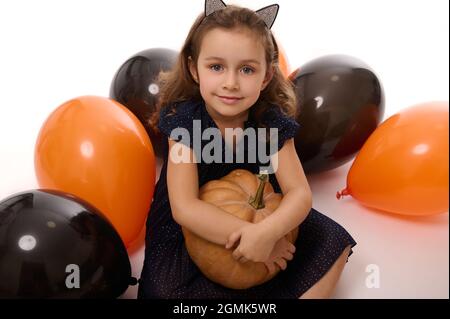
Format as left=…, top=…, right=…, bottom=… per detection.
left=204, top=103, right=249, bottom=153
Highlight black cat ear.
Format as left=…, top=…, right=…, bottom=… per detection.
left=205, top=0, right=227, bottom=16
left=255, top=4, right=279, bottom=29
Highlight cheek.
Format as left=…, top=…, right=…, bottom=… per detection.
left=199, top=79, right=213, bottom=92
left=242, top=78, right=265, bottom=94
left=199, top=73, right=221, bottom=91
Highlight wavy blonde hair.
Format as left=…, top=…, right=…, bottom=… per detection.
left=148, top=5, right=297, bottom=131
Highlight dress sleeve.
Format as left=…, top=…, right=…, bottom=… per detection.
left=157, top=102, right=196, bottom=149
left=264, top=107, right=300, bottom=152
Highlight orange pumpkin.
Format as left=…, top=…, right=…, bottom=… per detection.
left=182, top=169, right=298, bottom=289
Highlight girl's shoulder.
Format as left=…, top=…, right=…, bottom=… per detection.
left=157, top=99, right=204, bottom=150
left=261, top=105, right=298, bottom=127
left=159, top=99, right=203, bottom=121
left=158, top=99, right=203, bottom=132
left=259, top=105, right=300, bottom=150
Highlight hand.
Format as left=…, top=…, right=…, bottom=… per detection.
left=225, top=223, right=277, bottom=263
left=263, top=236, right=296, bottom=275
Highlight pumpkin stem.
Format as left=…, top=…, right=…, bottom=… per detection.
left=248, top=173, right=268, bottom=209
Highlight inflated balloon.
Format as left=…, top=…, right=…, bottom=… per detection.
left=110, top=48, right=178, bottom=158
left=337, top=101, right=449, bottom=216
left=0, top=189, right=133, bottom=298
left=289, top=55, right=385, bottom=173
left=34, top=96, right=156, bottom=246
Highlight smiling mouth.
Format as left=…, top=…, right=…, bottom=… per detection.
left=217, top=96, right=244, bottom=105
left=218, top=96, right=243, bottom=100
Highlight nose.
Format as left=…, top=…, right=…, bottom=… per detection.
left=222, top=71, right=239, bottom=90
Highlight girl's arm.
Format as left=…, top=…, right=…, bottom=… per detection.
left=226, top=138, right=312, bottom=263
left=259, top=138, right=312, bottom=240
left=167, top=139, right=252, bottom=246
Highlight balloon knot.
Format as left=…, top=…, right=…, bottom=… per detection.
left=336, top=188, right=349, bottom=200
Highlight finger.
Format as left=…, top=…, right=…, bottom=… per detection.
left=226, top=231, right=242, bottom=249
left=238, top=256, right=248, bottom=263
left=275, top=258, right=287, bottom=270
left=232, top=248, right=242, bottom=260
left=264, top=261, right=276, bottom=275
left=283, top=251, right=294, bottom=261
left=288, top=243, right=296, bottom=254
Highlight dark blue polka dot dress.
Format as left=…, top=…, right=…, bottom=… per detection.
left=137, top=99, right=357, bottom=299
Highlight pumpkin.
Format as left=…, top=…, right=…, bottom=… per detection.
left=182, top=169, right=298, bottom=289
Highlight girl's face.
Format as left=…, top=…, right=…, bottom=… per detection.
left=189, top=28, right=273, bottom=123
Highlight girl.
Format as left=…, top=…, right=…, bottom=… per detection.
left=138, top=0, right=356, bottom=299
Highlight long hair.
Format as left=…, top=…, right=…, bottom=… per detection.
left=148, top=5, right=297, bottom=131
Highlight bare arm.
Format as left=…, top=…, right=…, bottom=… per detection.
left=259, top=138, right=313, bottom=240
left=167, top=139, right=251, bottom=246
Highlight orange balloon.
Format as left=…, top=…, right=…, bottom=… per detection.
left=35, top=96, right=156, bottom=245
left=337, top=101, right=449, bottom=216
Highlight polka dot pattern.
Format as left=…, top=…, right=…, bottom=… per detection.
left=138, top=99, right=356, bottom=299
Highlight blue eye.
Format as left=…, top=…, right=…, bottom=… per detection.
left=210, top=64, right=223, bottom=72
left=241, top=66, right=254, bottom=75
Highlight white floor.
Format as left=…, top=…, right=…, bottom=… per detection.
left=121, top=159, right=449, bottom=299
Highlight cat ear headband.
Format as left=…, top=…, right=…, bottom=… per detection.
left=205, top=0, right=279, bottom=29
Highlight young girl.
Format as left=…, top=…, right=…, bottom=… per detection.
left=138, top=0, right=356, bottom=299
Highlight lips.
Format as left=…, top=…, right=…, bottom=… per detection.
left=218, top=96, right=242, bottom=100
left=217, top=95, right=243, bottom=105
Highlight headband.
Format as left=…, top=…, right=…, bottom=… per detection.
left=205, top=0, right=279, bottom=29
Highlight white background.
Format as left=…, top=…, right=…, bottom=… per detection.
left=0, top=0, right=448, bottom=298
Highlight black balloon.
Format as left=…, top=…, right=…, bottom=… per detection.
left=110, top=48, right=178, bottom=159
left=0, top=190, right=132, bottom=298
left=289, top=55, right=385, bottom=174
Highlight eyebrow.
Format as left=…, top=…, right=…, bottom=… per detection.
left=204, top=56, right=261, bottom=65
